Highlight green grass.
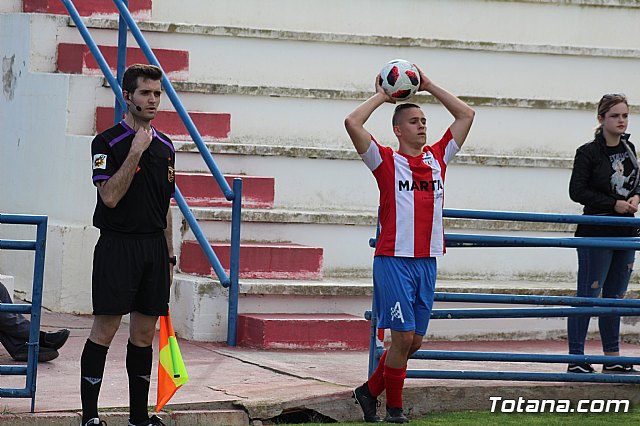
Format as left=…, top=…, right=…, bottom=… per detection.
left=286, top=407, right=640, bottom=425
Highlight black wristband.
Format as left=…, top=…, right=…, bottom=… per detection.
left=168, top=255, right=177, bottom=265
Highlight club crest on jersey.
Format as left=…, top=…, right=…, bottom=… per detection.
left=422, top=153, right=433, bottom=166
left=390, top=301, right=405, bottom=324
left=93, top=154, right=107, bottom=170
left=168, top=166, right=175, bottom=183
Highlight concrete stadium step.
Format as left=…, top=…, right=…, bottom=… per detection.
left=20, top=13, right=640, bottom=155
left=96, top=107, right=230, bottom=140
left=175, top=172, right=274, bottom=208
left=179, top=240, right=323, bottom=280
left=175, top=205, right=580, bottom=279
left=174, top=141, right=577, bottom=213
left=93, top=81, right=627, bottom=157
left=146, top=0, right=640, bottom=50
left=22, top=0, right=152, bottom=19
left=236, top=313, right=369, bottom=350
left=54, top=66, right=625, bottom=159
left=57, top=42, right=189, bottom=81
left=77, top=17, right=640, bottom=102
left=0, top=409, right=249, bottom=425
left=170, top=273, right=640, bottom=343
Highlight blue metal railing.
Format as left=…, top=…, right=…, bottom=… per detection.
left=60, top=0, right=242, bottom=345
left=368, top=209, right=640, bottom=383
left=0, top=214, right=48, bottom=412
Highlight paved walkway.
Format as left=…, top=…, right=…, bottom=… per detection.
left=2, top=308, right=640, bottom=425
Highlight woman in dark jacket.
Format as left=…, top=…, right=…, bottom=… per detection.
left=567, top=93, right=639, bottom=374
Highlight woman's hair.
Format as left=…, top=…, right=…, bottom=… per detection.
left=595, top=93, right=628, bottom=135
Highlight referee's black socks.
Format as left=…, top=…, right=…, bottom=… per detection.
left=127, top=340, right=153, bottom=425
left=80, top=339, right=109, bottom=424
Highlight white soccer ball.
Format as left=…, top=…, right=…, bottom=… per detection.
left=379, top=59, right=420, bottom=101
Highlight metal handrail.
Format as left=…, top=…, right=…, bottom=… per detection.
left=0, top=214, right=48, bottom=412
left=60, top=0, right=242, bottom=345
left=367, top=209, right=640, bottom=383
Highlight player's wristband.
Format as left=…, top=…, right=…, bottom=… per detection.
left=168, top=255, right=177, bottom=265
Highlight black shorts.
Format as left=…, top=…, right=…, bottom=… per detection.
left=92, top=230, right=170, bottom=316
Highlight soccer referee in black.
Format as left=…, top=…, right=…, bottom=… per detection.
left=81, top=64, right=175, bottom=426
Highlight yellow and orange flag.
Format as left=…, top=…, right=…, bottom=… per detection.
left=156, top=310, right=189, bottom=412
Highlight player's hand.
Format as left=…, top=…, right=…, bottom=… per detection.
left=131, top=126, right=153, bottom=154
left=615, top=199, right=637, bottom=214
left=414, top=65, right=432, bottom=92
left=628, top=195, right=640, bottom=210
left=375, top=74, right=396, bottom=104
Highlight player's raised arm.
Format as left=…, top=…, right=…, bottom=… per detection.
left=344, top=76, right=395, bottom=154
left=416, top=66, right=475, bottom=148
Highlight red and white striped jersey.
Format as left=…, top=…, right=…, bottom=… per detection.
left=361, top=128, right=459, bottom=257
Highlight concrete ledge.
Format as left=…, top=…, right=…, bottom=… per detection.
left=178, top=275, right=640, bottom=298
left=78, top=18, right=640, bottom=59
left=0, top=274, right=15, bottom=297
left=0, top=410, right=249, bottom=425
left=516, top=0, right=640, bottom=7
left=0, top=412, right=80, bottom=426
left=167, top=81, right=628, bottom=113
left=175, top=141, right=575, bottom=169
left=187, top=206, right=577, bottom=232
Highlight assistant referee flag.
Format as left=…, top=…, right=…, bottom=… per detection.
left=156, top=310, right=189, bottom=412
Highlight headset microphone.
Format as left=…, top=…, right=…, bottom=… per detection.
left=127, top=94, right=142, bottom=112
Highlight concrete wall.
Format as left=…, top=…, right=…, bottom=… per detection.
left=0, top=1, right=21, bottom=13
left=150, top=0, right=640, bottom=49
left=0, top=14, right=97, bottom=311
left=3, top=1, right=640, bottom=320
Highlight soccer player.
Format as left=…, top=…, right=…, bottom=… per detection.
left=344, top=66, right=474, bottom=423
left=81, top=64, right=175, bottom=426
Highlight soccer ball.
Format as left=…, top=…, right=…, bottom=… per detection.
left=379, top=59, right=420, bottom=101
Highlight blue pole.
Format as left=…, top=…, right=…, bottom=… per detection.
left=406, top=369, right=640, bottom=383
left=27, top=215, right=47, bottom=412
left=444, top=234, right=640, bottom=250
left=0, top=240, right=36, bottom=250
left=173, top=187, right=230, bottom=287
left=114, top=0, right=129, bottom=123
left=411, top=350, right=640, bottom=365
left=444, top=208, right=640, bottom=227
left=0, top=366, right=28, bottom=375
left=227, top=178, right=242, bottom=346
left=110, top=0, right=234, bottom=200
left=59, top=0, right=127, bottom=110
left=434, top=292, right=640, bottom=307
left=367, top=208, right=382, bottom=378
left=430, top=306, right=640, bottom=319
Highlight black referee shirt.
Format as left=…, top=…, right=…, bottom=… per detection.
left=91, top=120, right=175, bottom=234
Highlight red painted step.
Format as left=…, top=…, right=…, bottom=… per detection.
left=96, top=107, right=231, bottom=141
left=175, top=172, right=275, bottom=208
left=57, top=43, right=189, bottom=81
left=180, top=241, right=323, bottom=280
left=23, top=0, right=152, bottom=20
left=237, top=313, right=369, bottom=349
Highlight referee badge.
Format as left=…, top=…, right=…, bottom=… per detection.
left=168, top=166, right=175, bottom=183
left=93, top=154, right=107, bottom=170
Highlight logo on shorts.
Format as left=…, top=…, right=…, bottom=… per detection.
left=93, top=154, right=107, bottom=170
left=168, top=166, right=175, bottom=183
left=390, top=301, right=405, bottom=323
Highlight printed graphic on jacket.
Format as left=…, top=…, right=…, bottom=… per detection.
left=609, top=149, right=638, bottom=197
